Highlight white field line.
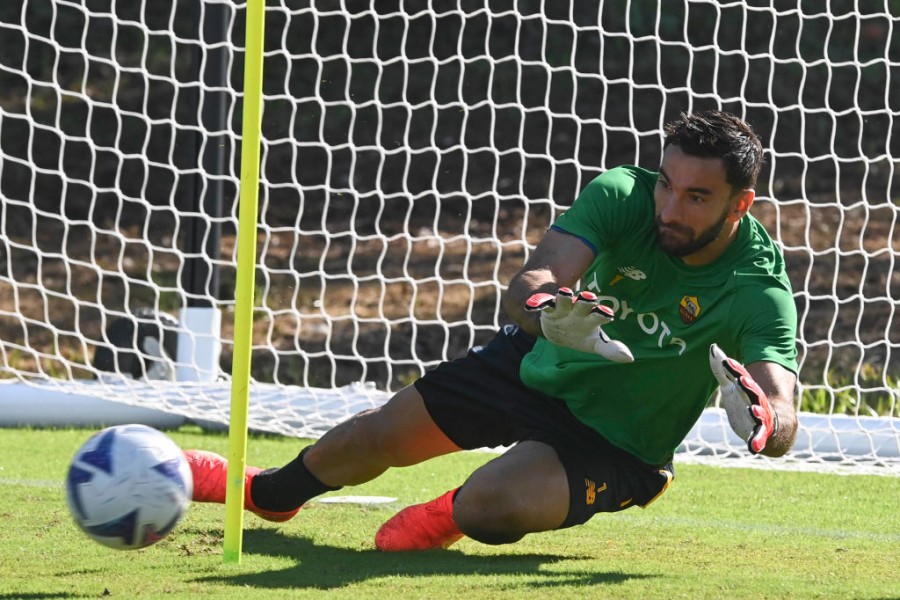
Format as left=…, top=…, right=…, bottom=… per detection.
left=0, top=478, right=62, bottom=488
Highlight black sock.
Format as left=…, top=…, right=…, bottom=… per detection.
left=250, top=446, right=342, bottom=512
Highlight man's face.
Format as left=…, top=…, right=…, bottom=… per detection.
left=654, top=145, right=748, bottom=263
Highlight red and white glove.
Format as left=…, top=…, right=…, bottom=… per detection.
left=525, top=288, right=633, bottom=363
left=709, top=343, right=778, bottom=455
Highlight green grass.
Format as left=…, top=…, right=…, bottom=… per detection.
left=1, top=427, right=898, bottom=599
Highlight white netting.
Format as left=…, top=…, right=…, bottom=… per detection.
left=0, top=1, right=897, bottom=475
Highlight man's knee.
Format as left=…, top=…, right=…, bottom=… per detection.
left=451, top=485, right=532, bottom=545
left=450, top=445, right=570, bottom=544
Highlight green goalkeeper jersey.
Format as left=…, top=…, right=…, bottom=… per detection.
left=518, top=165, right=798, bottom=465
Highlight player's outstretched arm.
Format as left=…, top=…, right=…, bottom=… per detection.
left=502, top=229, right=632, bottom=362
left=524, top=287, right=633, bottom=363
left=503, top=228, right=597, bottom=338
left=709, top=344, right=798, bottom=457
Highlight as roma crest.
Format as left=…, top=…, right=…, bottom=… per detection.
left=679, top=295, right=701, bottom=324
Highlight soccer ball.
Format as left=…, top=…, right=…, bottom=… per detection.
left=65, top=424, right=193, bottom=550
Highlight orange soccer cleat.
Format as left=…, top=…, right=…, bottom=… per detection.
left=183, top=449, right=300, bottom=523
left=374, top=488, right=464, bottom=551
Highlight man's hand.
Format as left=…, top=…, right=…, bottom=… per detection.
left=525, top=288, right=633, bottom=363
left=709, top=343, right=779, bottom=455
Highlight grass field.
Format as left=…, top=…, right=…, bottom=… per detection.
left=1, top=426, right=898, bottom=599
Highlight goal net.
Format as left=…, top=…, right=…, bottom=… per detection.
left=0, top=1, right=897, bottom=475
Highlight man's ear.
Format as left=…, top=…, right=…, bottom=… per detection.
left=728, top=189, right=755, bottom=222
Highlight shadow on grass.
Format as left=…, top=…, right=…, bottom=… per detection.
left=195, top=529, right=657, bottom=591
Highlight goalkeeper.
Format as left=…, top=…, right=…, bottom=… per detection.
left=186, top=110, right=798, bottom=550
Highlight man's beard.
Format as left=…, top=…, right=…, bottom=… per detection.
left=655, top=209, right=730, bottom=258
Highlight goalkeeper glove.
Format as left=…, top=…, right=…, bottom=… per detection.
left=709, top=343, right=778, bottom=455
left=525, top=287, right=634, bottom=363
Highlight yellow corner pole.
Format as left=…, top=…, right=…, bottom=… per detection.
left=223, top=0, right=266, bottom=564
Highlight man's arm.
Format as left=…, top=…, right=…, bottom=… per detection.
left=502, top=228, right=597, bottom=337
left=745, top=361, right=798, bottom=457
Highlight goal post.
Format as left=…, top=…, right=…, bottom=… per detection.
left=0, top=2, right=897, bottom=477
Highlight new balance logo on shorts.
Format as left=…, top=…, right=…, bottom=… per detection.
left=584, top=478, right=607, bottom=505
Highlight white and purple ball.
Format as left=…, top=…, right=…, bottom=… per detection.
left=65, top=424, right=192, bottom=550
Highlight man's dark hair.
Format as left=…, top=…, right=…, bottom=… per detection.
left=663, top=110, right=764, bottom=192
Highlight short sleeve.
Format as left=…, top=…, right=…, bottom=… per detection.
left=736, top=282, right=798, bottom=373
left=551, top=166, right=655, bottom=253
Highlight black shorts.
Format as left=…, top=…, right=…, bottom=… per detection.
left=415, top=324, right=674, bottom=529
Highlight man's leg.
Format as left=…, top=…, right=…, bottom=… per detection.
left=453, top=440, right=569, bottom=543
left=188, top=385, right=462, bottom=518
left=301, top=384, right=462, bottom=487
left=375, top=440, right=569, bottom=550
